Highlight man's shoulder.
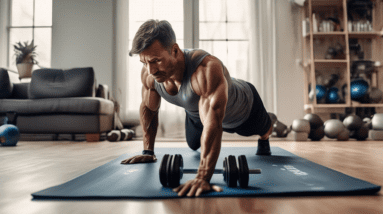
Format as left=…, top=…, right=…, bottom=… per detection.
left=197, top=55, right=222, bottom=72
left=192, top=55, right=226, bottom=95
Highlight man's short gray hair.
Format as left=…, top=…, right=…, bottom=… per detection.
left=129, top=19, right=176, bottom=56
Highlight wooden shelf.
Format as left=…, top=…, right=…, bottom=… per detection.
left=305, top=32, right=383, bottom=39
left=348, top=32, right=383, bottom=39
left=304, top=104, right=349, bottom=113
left=310, top=0, right=343, bottom=7
left=313, top=32, right=346, bottom=36
left=314, top=60, right=348, bottom=68
left=308, top=104, right=349, bottom=108
left=314, top=59, right=347, bottom=63
left=351, top=103, right=383, bottom=108
left=302, top=0, right=383, bottom=114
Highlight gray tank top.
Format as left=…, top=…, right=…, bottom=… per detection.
left=154, top=49, right=253, bottom=129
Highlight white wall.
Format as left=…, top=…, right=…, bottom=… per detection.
left=0, top=0, right=306, bottom=127
left=0, top=0, right=9, bottom=68
left=51, top=0, right=113, bottom=88
left=275, top=1, right=305, bottom=125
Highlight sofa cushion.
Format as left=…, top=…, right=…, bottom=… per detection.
left=0, top=68, right=13, bottom=99
left=0, top=97, right=114, bottom=115
left=10, top=83, right=29, bottom=99
left=29, top=67, right=95, bottom=99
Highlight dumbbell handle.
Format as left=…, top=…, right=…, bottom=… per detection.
left=183, top=169, right=262, bottom=174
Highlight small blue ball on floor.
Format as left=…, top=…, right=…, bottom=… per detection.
left=0, top=124, right=20, bottom=146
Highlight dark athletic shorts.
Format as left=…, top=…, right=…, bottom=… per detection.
left=185, top=82, right=272, bottom=150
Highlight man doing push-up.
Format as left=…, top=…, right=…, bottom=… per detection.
left=121, top=20, right=273, bottom=197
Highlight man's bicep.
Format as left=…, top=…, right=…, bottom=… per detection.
left=141, top=68, right=161, bottom=112
left=141, top=85, right=161, bottom=112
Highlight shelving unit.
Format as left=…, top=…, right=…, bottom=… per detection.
left=302, top=0, right=383, bottom=115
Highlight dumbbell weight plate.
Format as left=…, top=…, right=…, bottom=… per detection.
left=238, top=155, right=249, bottom=188
left=166, top=155, right=174, bottom=187
left=179, top=154, right=184, bottom=180
left=227, top=155, right=238, bottom=187
left=223, top=157, right=227, bottom=182
left=159, top=154, right=169, bottom=187
left=169, top=154, right=182, bottom=188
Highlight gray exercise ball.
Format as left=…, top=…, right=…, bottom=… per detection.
left=273, top=120, right=289, bottom=137
left=268, top=112, right=278, bottom=125
left=303, top=114, right=324, bottom=130
left=308, top=126, right=325, bottom=141
left=324, top=119, right=345, bottom=139
left=370, top=87, right=383, bottom=103
left=343, top=115, right=363, bottom=131
left=337, top=128, right=350, bottom=141
left=363, top=121, right=372, bottom=130
left=355, top=126, right=369, bottom=141
left=292, top=119, right=310, bottom=133
left=372, top=113, right=383, bottom=130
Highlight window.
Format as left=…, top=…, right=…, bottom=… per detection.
left=128, top=0, right=184, bottom=111
left=199, top=0, right=249, bottom=79
left=7, top=0, right=52, bottom=70
left=127, top=0, right=249, bottom=111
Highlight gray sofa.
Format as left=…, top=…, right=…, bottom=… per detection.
left=0, top=67, right=114, bottom=142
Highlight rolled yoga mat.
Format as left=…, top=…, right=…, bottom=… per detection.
left=32, top=147, right=381, bottom=199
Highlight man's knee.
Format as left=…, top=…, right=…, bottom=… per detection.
left=187, top=140, right=200, bottom=151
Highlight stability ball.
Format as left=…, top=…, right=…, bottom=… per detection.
left=308, top=126, right=325, bottom=141
left=337, top=128, right=350, bottom=141
left=292, top=119, right=310, bottom=133
left=369, top=87, right=383, bottom=103
left=316, top=85, right=327, bottom=101
left=303, top=114, right=324, bottom=130
left=351, top=79, right=369, bottom=100
left=324, top=119, right=345, bottom=139
left=343, top=115, right=363, bottom=131
left=372, top=113, right=383, bottom=130
left=326, top=87, right=340, bottom=103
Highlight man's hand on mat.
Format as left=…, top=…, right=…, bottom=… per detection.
left=120, top=155, right=157, bottom=164
left=173, top=178, right=223, bottom=197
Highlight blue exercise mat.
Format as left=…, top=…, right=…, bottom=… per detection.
left=32, top=147, right=381, bottom=199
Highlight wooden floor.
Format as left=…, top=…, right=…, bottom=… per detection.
left=1, top=138, right=382, bottom=214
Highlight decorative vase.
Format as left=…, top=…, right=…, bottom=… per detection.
left=16, top=63, right=34, bottom=79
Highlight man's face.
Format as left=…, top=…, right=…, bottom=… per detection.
left=139, top=40, right=175, bottom=82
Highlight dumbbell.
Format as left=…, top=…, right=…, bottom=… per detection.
left=159, top=154, right=261, bottom=188
left=107, top=129, right=134, bottom=142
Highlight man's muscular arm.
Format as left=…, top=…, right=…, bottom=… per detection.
left=121, top=67, right=161, bottom=164
left=174, top=57, right=227, bottom=196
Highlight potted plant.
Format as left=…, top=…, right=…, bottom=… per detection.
left=13, top=40, right=38, bottom=79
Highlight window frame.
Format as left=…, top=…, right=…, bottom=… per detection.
left=184, top=0, right=249, bottom=48
left=183, top=0, right=199, bottom=49
left=6, top=0, right=52, bottom=68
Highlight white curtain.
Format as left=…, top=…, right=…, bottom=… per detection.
left=247, top=0, right=278, bottom=115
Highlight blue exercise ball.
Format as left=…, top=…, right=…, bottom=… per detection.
left=351, top=79, right=369, bottom=100
left=316, top=85, right=327, bottom=101
left=0, top=124, right=20, bottom=146
left=326, top=87, right=340, bottom=103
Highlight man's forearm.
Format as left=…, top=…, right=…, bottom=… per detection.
left=140, top=103, right=159, bottom=151
left=196, top=124, right=222, bottom=182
